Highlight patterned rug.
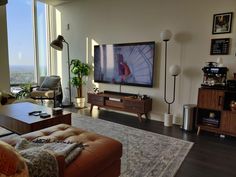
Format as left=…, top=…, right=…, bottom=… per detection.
left=72, top=114, right=193, bottom=177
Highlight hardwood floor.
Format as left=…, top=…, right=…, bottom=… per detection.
left=66, top=107, right=236, bottom=177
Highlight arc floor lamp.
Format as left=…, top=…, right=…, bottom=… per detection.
left=50, top=35, right=72, bottom=107
left=160, top=30, right=181, bottom=127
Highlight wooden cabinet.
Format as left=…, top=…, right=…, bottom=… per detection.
left=197, top=88, right=236, bottom=137
left=220, top=111, right=230, bottom=132
left=221, top=111, right=236, bottom=136
left=197, top=88, right=224, bottom=110
left=87, top=92, right=152, bottom=122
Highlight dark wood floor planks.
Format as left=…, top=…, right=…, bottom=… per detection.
left=66, top=107, right=236, bottom=177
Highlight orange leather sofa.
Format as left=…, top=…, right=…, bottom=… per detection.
left=2, top=124, right=122, bottom=177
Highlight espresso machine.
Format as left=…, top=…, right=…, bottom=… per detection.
left=201, top=63, right=228, bottom=88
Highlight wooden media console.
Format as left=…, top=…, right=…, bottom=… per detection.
left=87, top=92, right=152, bottom=122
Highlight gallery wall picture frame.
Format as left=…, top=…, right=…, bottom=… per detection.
left=210, top=38, right=230, bottom=55
left=212, top=12, right=233, bottom=34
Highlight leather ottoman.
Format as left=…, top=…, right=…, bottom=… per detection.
left=3, top=124, right=122, bottom=177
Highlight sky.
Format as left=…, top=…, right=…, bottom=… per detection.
left=7, top=0, right=46, bottom=67
left=7, top=0, right=34, bottom=66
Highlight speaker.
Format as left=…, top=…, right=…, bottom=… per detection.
left=227, top=80, right=236, bottom=90
left=0, top=0, right=8, bottom=6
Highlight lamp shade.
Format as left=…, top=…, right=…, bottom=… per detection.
left=0, top=0, right=7, bottom=6
left=50, top=35, right=65, bottom=51
left=169, top=65, right=181, bottom=76
left=160, top=30, right=172, bottom=41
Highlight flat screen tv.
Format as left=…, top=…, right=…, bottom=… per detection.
left=94, top=41, right=155, bottom=87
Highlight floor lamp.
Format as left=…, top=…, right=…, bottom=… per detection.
left=50, top=35, right=72, bottom=107
left=0, top=0, right=8, bottom=6
left=160, top=30, right=181, bottom=127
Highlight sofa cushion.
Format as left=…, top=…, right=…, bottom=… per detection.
left=0, top=141, right=29, bottom=176
left=30, top=90, right=55, bottom=98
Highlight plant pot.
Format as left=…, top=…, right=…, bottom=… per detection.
left=164, top=113, right=173, bottom=127
left=74, top=97, right=85, bottom=108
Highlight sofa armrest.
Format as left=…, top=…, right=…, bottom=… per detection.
left=55, top=155, right=65, bottom=177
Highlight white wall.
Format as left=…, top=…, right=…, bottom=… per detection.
left=56, top=0, right=236, bottom=123
left=0, top=5, right=10, bottom=92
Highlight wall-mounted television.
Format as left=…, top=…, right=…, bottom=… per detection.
left=94, top=41, right=155, bottom=87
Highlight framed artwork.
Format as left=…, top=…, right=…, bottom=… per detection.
left=212, top=12, right=233, bottom=34
left=210, top=38, right=230, bottom=55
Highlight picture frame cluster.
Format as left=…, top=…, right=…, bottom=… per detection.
left=211, top=12, right=233, bottom=55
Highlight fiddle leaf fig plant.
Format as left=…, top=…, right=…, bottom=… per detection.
left=70, top=59, right=91, bottom=98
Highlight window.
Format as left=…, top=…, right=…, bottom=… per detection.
left=7, top=0, right=50, bottom=85
left=36, top=1, right=48, bottom=76
left=7, top=0, right=35, bottom=85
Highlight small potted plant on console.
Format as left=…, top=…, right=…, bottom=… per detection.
left=70, top=59, right=91, bottom=108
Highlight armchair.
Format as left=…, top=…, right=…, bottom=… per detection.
left=30, top=76, right=63, bottom=107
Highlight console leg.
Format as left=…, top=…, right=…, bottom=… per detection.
left=137, top=113, right=142, bottom=122
left=144, top=113, right=150, bottom=120
left=197, top=126, right=201, bottom=136
left=90, top=105, right=94, bottom=114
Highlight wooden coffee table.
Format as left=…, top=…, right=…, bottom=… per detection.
left=0, top=102, right=71, bottom=134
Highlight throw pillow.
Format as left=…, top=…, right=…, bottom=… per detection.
left=0, top=141, right=28, bottom=176
left=36, top=88, right=50, bottom=91
left=40, top=76, right=60, bottom=90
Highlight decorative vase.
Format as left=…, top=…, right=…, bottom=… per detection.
left=74, top=97, right=85, bottom=108
left=164, top=113, right=173, bottom=127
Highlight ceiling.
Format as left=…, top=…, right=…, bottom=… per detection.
left=38, top=0, right=77, bottom=6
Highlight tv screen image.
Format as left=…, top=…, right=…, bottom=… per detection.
left=94, top=41, right=155, bottom=87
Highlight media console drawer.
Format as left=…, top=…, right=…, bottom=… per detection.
left=88, top=93, right=104, bottom=106
left=105, top=100, right=124, bottom=108
left=123, top=100, right=144, bottom=112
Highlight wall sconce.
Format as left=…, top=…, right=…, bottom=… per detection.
left=160, top=30, right=181, bottom=127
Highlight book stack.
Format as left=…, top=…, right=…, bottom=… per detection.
left=52, top=107, right=63, bottom=115
left=202, top=117, right=219, bottom=127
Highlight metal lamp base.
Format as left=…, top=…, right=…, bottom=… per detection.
left=164, top=113, right=173, bottom=127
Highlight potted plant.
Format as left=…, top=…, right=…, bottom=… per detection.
left=70, top=59, right=91, bottom=108
left=15, top=83, right=32, bottom=100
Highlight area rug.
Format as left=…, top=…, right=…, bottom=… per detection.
left=72, top=114, right=193, bottom=177
left=0, top=126, right=12, bottom=137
